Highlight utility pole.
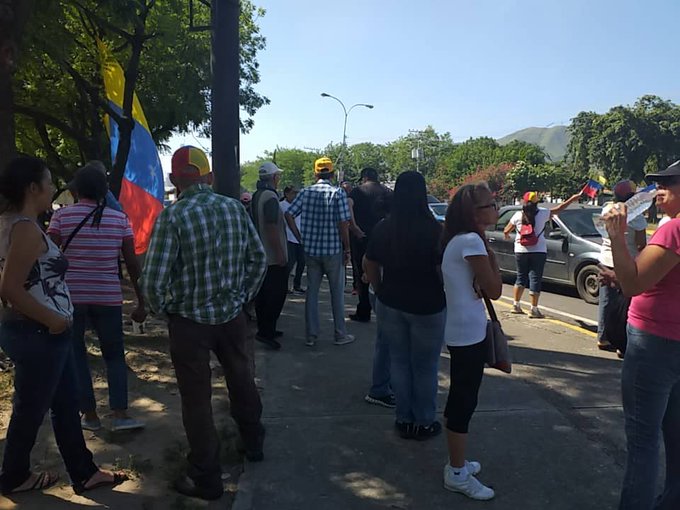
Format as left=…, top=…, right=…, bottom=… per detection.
left=211, top=0, right=240, bottom=198
left=409, top=129, right=424, bottom=173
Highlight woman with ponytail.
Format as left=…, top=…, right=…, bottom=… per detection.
left=503, top=190, right=583, bottom=317
left=0, top=156, right=125, bottom=495
left=48, top=161, right=146, bottom=433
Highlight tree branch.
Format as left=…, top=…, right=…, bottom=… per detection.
left=72, top=0, right=133, bottom=42
left=15, top=104, right=84, bottom=142
left=34, top=120, right=69, bottom=179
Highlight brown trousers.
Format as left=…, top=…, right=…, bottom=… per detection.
left=169, top=313, right=263, bottom=488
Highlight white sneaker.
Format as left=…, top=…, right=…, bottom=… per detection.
left=333, top=334, right=355, bottom=346
left=443, top=464, right=495, bottom=500
left=305, top=336, right=317, bottom=347
left=465, top=460, right=481, bottom=475
left=511, top=304, right=524, bottom=314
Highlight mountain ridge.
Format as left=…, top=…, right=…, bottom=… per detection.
left=498, top=125, right=570, bottom=161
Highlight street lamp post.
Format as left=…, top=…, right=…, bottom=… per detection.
left=320, top=92, right=373, bottom=182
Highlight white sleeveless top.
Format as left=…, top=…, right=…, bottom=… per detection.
left=0, top=215, right=73, bottom=319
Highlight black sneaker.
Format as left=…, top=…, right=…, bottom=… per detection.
left=256, top=334, right=281, bottom=350
left=349, top=314, right=370, bottom=323
left=395, top=421, right=414, bottom=439
left=293, top=287, right=306, bottom=295
left=364, top=394, right=396, bottom=408
left=413, top=421, right=442, bottom=441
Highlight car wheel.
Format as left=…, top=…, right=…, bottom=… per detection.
left=576, top=264, right=600, bottom=304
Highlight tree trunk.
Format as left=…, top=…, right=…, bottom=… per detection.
left=0, top=0, right=35, bottom=170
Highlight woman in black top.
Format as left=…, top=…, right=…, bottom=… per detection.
left=364, top=171, right=446, bottom=440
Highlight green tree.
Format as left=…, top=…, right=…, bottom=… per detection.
left=13, top=0, right=269, bottom=190
left=383, top=126, right=455, bottom=177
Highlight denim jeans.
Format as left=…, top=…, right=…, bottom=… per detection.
left=287, top=242, right=305, bottom=290
left=368, top=292, right=391, bottom=398
left=305, top=253, right=347, bottom=340
left=72, top=304, right=128, bottom=412
left=0, top=320, right=97, bottom=492
left=619, top=325, right=680, bottom=510
left=597, top=283, right=614, bottom=342
left=515, top=252, right=547, bottom=294
left=376, top=299, right=445, bottom=426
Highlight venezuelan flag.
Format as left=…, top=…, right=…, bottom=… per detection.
left=98, top=40, right=164, bottom=255
left=582, top=179, right=604, bottom=199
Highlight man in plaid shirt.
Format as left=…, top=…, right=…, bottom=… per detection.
left=285, top=157, right=355, bottom=347
left=140, top=146, right=267, bottom=501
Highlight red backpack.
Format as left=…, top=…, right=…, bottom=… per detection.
left=518, top=223, right=544, bottom=247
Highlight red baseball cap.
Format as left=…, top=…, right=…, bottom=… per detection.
left=171, top=146, right=211, bottom=178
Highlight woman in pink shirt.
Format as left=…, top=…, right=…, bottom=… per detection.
left=604, top=160, right=680, bottom=510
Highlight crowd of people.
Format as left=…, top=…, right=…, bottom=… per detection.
left=0, top=147, right=679, bottom=509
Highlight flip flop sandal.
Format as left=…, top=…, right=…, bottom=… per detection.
left=72, top=472, right=128, bottom=495
left=2, top=471, right=60, bottom=495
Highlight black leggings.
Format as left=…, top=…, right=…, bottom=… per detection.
left=444, top=340, right=486, bottom=433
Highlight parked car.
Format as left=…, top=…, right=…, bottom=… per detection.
left=485, top=204, right=603, bottom=304
left=429, top=202, right=447, bottom=222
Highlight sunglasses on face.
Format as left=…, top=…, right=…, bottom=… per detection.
left=476, top=202, right=498, bottom=210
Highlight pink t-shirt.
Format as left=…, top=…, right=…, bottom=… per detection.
left=628, top=219, right=680, bottom=340
left=48, top=201, right=133, bottom=306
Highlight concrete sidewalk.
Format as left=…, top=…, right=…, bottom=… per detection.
left=235, top=284, right=629, bottom=510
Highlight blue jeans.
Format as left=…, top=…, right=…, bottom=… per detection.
left=0, top=320, right=97, bottom=491
left=597, top=283, right=614, bottom=342
left=72, top=304, right=128, bottom=412
left=305, top=253, right=347, bottom=340
left=368, top=292, right=391, bottom=398
left=376, top=300, right=445, bottom=426
left=515, top=252, right=547, bottom=294
left=619, top=325, right=680, bottom=510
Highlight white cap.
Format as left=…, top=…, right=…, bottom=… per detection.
left=259, top=162, right=283, bottom=176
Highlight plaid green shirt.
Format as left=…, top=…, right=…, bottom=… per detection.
left=140, top=184, right=267, bottom=325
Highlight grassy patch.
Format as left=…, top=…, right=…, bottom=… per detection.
left=113, top=454, right=155, bottom=478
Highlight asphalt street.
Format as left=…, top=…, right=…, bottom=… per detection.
left=501, top=281, right=598, bottom=326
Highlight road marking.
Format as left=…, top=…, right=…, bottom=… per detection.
left=498, top=296, right=598, bottom=326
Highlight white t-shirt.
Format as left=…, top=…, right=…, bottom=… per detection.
left=659, top=216, right=672, bottom=227
left=599, top=202, right=647, bottom=267
left=280, top=200, right=302, bottom=244
left=442, top=232, right=488, bottom=347
left=510, top=208, right=551, bottom=254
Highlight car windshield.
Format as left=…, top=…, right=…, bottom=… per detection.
left=558, top=208, right=602, bottom=236
left=430, top=204, right=448, bottom=216
left=430, top=203, right=448, bottom=216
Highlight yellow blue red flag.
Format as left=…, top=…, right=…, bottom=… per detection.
left=98, top=39, right=164, bottom=255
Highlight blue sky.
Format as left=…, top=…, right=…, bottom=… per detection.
left=164, top=0, right=680, bottom=171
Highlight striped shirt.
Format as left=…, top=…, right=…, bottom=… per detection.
left=286, top=180, right=351, bottom=257
left=140, top=184, right=267, bottom=325
left=47, top=200, right=132, bottom=306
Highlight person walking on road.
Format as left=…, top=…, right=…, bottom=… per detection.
left=48, top=162, right=147, bottom=433
left=364, top=171, right=445, bottom=438
left=141, top=146, right=267, bottom=501
left=597, top=180, right=646, bottom=356
left=504, top=190, right=583, bottom=318
left=604, top=160, right=680, bottom=510
left=0, top=156, right=126, bottom=496
left=280, top=186, right=306, bottom=294
left=284, top=157, right=354, bottom=347
left=251, top=162, right=288, bottom=350
left=440, top=182, right=501, bottom=500
left=349, top=167, right=392, bottom=323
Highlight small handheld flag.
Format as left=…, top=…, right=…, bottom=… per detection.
left=582, top=179, right=603, bottom=199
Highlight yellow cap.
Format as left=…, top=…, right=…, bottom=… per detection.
left=314, top=157, right=334, bottom=174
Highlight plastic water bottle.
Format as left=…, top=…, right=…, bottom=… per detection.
left=594, top=185, right=657, bottom=237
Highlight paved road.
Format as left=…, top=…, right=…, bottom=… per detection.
left=501, top=281, right=598, bottom=325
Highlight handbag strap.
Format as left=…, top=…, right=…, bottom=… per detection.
left=481, top=291, right=499, bottom=323
left=62, top=206, right=99, bottom=252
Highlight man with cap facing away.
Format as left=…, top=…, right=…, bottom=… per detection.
left=140, top=146, right=267, bottom=501
left=285, top=157, right=355, bottom=347
left=251, top=162, right=288, bottom=350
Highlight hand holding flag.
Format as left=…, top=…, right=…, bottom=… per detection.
left=582, top=179, right=604, bottom=199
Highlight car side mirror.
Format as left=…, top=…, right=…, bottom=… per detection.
left=548, top=229, right=565, bottom=239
